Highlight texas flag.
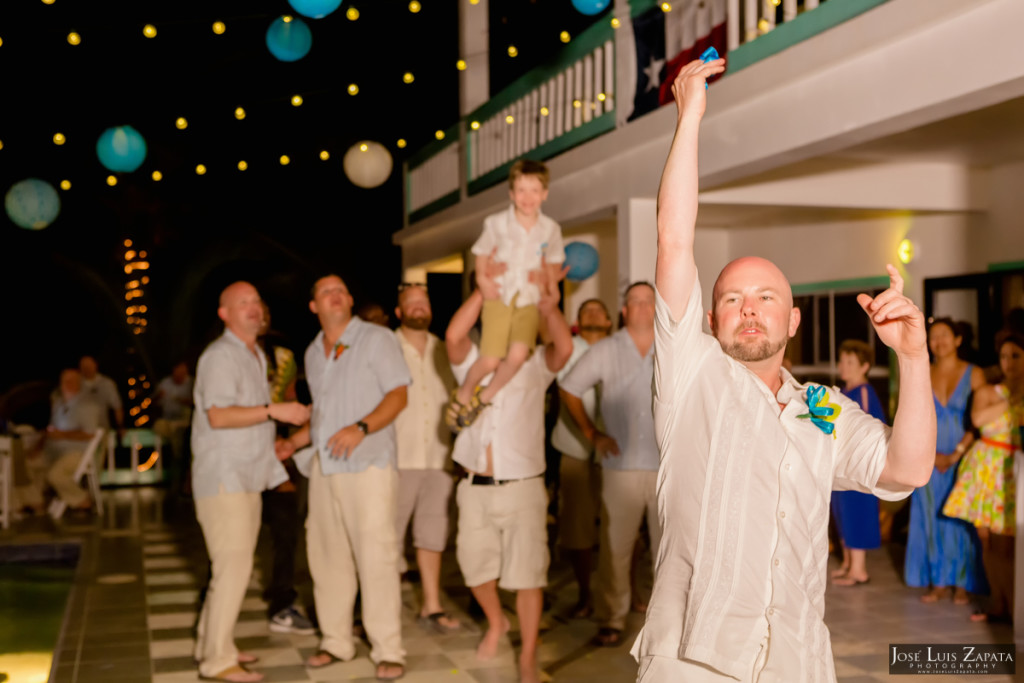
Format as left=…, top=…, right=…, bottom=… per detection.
left=659, top=0, right=728, bottom=106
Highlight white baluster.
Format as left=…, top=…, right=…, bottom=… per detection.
left=782, top=0, right=797, bottom=23
left=727, top=0, right=740, bottom=51
left=538, top=82, right=548, bottom=145
left=582, top=53, right=594, bottom=124
left=555, top=71, right=566, bottom=138
left=805, top=0, right=819, bottom=9
left=762, top=0, right=776, bottom=31
left=604, top=40, right=615, bottom=112
left=593, top=46, right=605, bottom=116
left=744, top=0, right=757, bottom=43
left=573, top=60, right=584, bottom=129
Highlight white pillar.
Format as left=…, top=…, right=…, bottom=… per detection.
left=616, top=198, right=658, bottom=308
left=459, top=0, right=490, bottom=117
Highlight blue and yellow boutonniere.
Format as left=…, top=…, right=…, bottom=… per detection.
left=797, top=385, right=842, bottom=438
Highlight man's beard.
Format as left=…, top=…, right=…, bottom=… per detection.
left=579, top=325, right=609, bottom=333
left=721, top=324, right=788, bottom=362
left=402, top=315, right=431, bottom=330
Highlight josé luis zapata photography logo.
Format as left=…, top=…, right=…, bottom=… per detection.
left=889, top=644, right=1015, bottom=675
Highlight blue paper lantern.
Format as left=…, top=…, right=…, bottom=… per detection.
left=571, top=0, right=611, bottom=16
left=564, top=242, right=600, bottom=282
left=266, top=16, right=313, bottom=62
left=96, top=125, right=148, bottom=173
left=5, top=178, right=61, bottom=230
left=288, top=0, right=343, bottom=19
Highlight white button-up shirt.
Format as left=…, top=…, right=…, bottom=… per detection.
left=191, top=329, right=287, bottom=499
left=631, top=275, right=912, bottom=682
left=451, top=345, right=556, bottom=480
left=560, top=329, right=657, bottom=472
left=471, top=205, right=565, bottom=307
left=305, top=317, right=411, bottom=475
left=550, top=336, right=600, bottom=460
left=394, top=328, right=454, bottom=471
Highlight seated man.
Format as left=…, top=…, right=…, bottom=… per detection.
left=42, top=368, right=104, bottom=511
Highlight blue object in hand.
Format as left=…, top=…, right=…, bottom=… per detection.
left=700, top=46, right=719, bottom=89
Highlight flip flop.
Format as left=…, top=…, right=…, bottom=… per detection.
left=376, top=661, right=405, bottom=681
left=445, top=390, right=469, bottom=433
left=457, top=387, right=490, bottom=430
left=418, top=612, right=460, bottom=634
left=591, top=627, right=622, bottom=647
left=306, top=650, right=347, bottom=669
left=198, top=665, right=264, bottom=683
left=832, top=575, right=870, bottom=587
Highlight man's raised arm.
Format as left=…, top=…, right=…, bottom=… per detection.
left=655, top=58, right=725, bottom=320
left=446, top=290, right=484, bottom=366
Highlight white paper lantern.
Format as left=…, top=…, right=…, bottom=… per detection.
left=343, top=141, right=393, bottom=189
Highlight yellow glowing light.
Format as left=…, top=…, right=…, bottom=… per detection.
left=237, top=160, right=248, bottom=171
left=572, top=99, right=582, bottom=108
left=456, top=59, right=467, bottom=71
left=611, top=17, right=621, bottom=28
left=151, top=170, right=162, bottom=181
left=125, top=250, right=136, bottom=260
left=212, top=21, right=226, bottom=34
left=60, top=180, right=71, bottom=190
left=234, top=107, right=246, bottom=120
left=0, top=140, right=3, bottom=149
left=139, top=250, right=147, bottom=258
left=540, top=106, right=550, bottom=116
left=470, top=0, right=480, bottom=4
left=279, top=155, right=290, bottom=165
left=661, top=2, right=672, bottom=12
left=139, top=304, right=147, bottom=311
left=408, top=1, right=421, bottom=13
left=291, top=94, right=303, bottom=106
left=124, top=239, right=132, bottom=247
left=505, top=115, right=514, bottom=124
left=128, top=378, right=136, bottom=386
left=403, top=72, right=414, bottom=84
left=348, top=83, right=359, bottom=95
left=897, top=239, right=915, bottom=264
left=175, top=117, right=187, bottom=129
left=560, top=31, right=570, bottom=43
left=283, top=15, right=293, bottom=23
left=42, top=0, right=56, bottom=4
left=53, top=133, right=66, bottom=145
left=434, top=130, right=445, bottom=140
left=397, top=139, right=407, bottom=148
left=67, top=32, right=81, bottom=45
left=470, top=121, right=480, bottom=130
left=507, top=45, right=518, bottom=58
left=359, top=143, right=369, bottom=152
left=195, top=164, right=206, bottom=175
left=597, top=92, right=607, bottom=101
left=106, top=175, right=117, bottom=186
left=772, top=0, right=782, bottom=5
left=758, top=18, right=770, bottom=32
left=319, top=150, right=330, bottom=161
left=346, top=7, right=359, bottom=20
left=0, top=38, right=4, bottom=48
left=143, top=24, right=157, bottom=38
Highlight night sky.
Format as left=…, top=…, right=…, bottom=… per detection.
left=0, top=0, right=603, bottom=412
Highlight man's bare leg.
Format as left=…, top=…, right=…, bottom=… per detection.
left=478, top=342, right=530, bottom=404
left=516, top=588, right=543, bottom=683
left=417, top=548, right=459, bottom=628
left=470, top=580, right=510, bottom=660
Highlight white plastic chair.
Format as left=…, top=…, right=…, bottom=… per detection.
left=0, top=436, right=12, bottom=530
left=48, top=428, right=105, bottom=520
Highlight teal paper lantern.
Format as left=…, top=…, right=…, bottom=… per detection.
left=5, top=178, right=61, bottom=230
left=266, top=16, right=313, bottom=62
left=96, top=125, right=148, bottom=173
left=564, top=242, right=599, bottom=282
left=571, top=0, right=611, bottom=16
left=288, top=0, right=343, bottom=19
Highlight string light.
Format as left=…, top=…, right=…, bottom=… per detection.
left=661, top=2, right=672, bottom=11
left=151, top=170, right=163, bottom=181
left=506, top=115, right=515, bottom=124
left=560, top=31, right=570, bottom=43
left=507, top=45, right=518, bottom=57
left=348, top=83, right=359, bottom=95
left=319, top=150, right=330, bottom=161
left=53, top=133, right=66, bottom=145
left=611, top=17, right=621, bottom=28
left=291, top=94, right=303, bottom=106
left=403, top=72, right=414, bottom=84
left=346, top=7, right=359, bottom=20
left=106, top=175, right=118, bottom=186
left=41, top=0, right=56, bottom=4
left=283, top=15, right=293, bottom=22
left=456, top=59, right=467, bottom=71
left=0, top=140, right=3, bottom=149
left=397, top=139, right=407, bottom=148
left=60, top=180, right=71, bottom=190
left=0, top=38, right=3, bottom=48
left=408, top=1, right=421, bottom=13
left=175, top=117, right=188, bottom=129
left=212, top=21, right=226, bottom=34
left=573, top=99, right=582, bottom=108
left=597, top=92, right=607, bottom=101
left=434, top=130, right=445, bottom=140
left=143, top=24, right=157, bottom=38
left=757, top=17, right=770, bottom=32
left=359, top=143, right=369, bottom=152
left=540, top=106, right=550, bottom=116
left=237, top=160, right=248, bottom=171
left=470, top=121, right=480, bottom=130
left=195, top=164, right=206, bottom=175
left=279, top=155, right=290, bottom=165
left=67, top=32, right=81, bottom=45
left=124, top=239, right=132, bottom=247
left=234, top=106, right=246, bottom=120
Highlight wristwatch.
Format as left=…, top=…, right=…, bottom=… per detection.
left=356, top=420, right=369, bottom=435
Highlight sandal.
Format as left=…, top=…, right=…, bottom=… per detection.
left=306, top=650, right=347, bottom=669
left=444, top=390, right=469, bottom=434
left=591, top=627, right=622, bottom=647
left=376, top=661, right=405, bottom=681
left=920, top=586, right=951, bottom=603
left=199, top=665, right=264, bottom=683
left=456, top=387, right=490, bottom=430
left=418, top=611, right=460, bottom=634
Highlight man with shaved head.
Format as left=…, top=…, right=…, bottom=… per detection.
left=630, top=60, right=936, bottom=682
left=191, top=281, right=310, bottom=683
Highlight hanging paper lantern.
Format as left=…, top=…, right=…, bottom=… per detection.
left=5, top=178, right=61, bottom=230
left=571, top=0, right=612, bottom=16
left=266, top=16, right=313, bottom=62
left=564, top=242, right=600, bottom=281
left=343, top=141, right=393, bottom=189
left=288, top=0, right=343, bottom=19
left=96, top=125, right=148, bottom=173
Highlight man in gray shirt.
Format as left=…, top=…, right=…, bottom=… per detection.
left=279, top=275, right=411, bottom=681
left=44, top=368, right=104, bottom=510
left=191, top=281, right=310, bottom=683
left=79, top=355, right=125, bottom=434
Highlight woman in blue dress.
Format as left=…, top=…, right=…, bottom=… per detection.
left=831, top=340, right=885, bottom=586
left=904, top=318, right=986, bottom=603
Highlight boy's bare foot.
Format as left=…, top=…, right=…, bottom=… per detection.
left=476, top=616, right=510, bottom=660
left=953, top=587, right=969, bottom=605
left=920, top=586, right=951, bottom=603
left=830, top=566, right=850, bottom=579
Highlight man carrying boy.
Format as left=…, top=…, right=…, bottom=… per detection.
left=448, top=159, right=565, bottom=430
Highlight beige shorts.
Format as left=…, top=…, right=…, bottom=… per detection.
left=558, top=454, right=601, bottom=550
left=455, top=476, right=549, bottom=590
left=480, top=295, right=539, bottom=359
left=396, top=468, right=454, bottom=553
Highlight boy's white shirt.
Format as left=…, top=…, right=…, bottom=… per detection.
left=471, top=204, right=565, bottom=307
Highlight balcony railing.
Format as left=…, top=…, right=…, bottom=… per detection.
left=404, top=0, right=889, bottom=225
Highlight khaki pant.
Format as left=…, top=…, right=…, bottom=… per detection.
left=48, top=451, right=90, bottom=508
left=194, top=489, right=262, bottom=677
left=307, top=455, right=404, bottom=665
left=595, top=469, right=661, bottom=631
left=558, top=454, right=601, bottom=550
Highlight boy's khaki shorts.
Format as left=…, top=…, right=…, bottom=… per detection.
left=480, top=295, right=539, bottom=359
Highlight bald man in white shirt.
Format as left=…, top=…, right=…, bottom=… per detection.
left=631, top=59, right=936, bottom=682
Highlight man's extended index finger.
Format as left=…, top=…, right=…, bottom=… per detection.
left=886, top=263, right=904, bottom=293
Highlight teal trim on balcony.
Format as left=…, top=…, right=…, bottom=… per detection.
left=727, top=0, right=890, bottom=75
left=408, top=189, right=461, bottom=224
left=467, top=112, right=616, bottom=196
left=407, top=123, right=460, bottom=170
left=791, top=276, right=889, bottom=296
left=988, top=260, right=1024, bottom=273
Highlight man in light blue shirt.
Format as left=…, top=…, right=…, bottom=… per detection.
left=560, top=282, right=661, bottom=648
left=280, top=275, right=410, bottom=680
